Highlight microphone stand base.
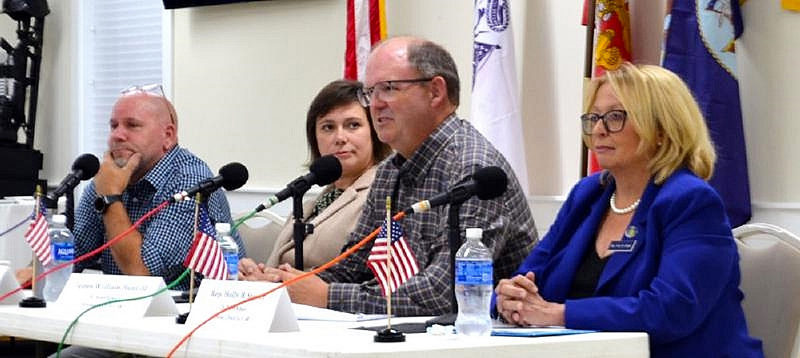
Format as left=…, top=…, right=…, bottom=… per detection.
left=18, top=296, right=46, bottom=308
left=175, top=312, right=189, bottom=324
left=374, top=328, right=405, bottom=343
left=425, top=313, right=457, bottom=327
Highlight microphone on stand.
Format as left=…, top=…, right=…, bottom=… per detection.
left=46, top=153, right=101, bottom=230
left=261, top=155, right=342, bottom=270
left=46, top=153, right=100, bottom=202
left=170, top=162, right=249, bottom=203
left=405, top=166, right=508, bottom=214
left=255, top=155, right=342, bottom=212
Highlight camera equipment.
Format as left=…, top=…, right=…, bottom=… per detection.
left=0, top=0, right=49, bottom=198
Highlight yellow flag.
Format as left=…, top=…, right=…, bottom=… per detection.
left=784, top=0, right=800, bottom=11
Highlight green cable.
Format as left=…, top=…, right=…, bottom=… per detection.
left=56, top=268, right=192, bottom=358
left=231, top=210, right=257, bottom=235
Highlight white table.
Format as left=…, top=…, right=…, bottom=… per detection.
left=0, top=304, right=649, bottom=357
left=0, top=198, right=35, bottom=271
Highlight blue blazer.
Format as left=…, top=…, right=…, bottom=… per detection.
left=495, top=169, right=762, bottom=357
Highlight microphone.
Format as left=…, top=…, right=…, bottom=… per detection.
left=47, top=153, right=101, bottom=201
left=171, top=162, right=249, bottom=202
left=255, top=155, right=342, bottom=212
left=405, top=166, right=508, bottom=214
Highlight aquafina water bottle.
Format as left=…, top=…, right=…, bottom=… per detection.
left=455, top=228, right=493, bottom=336
left=43, top=214, right=74, bottom=302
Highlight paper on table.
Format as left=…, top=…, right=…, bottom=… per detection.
left=491, top=326, right=597, bottom=337
left=292, top=303, right=387, bottom=322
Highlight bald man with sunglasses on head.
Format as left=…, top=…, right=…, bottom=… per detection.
left=71, top=85, right=245, bottom=290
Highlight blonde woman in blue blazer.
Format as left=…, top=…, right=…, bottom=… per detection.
left=493, top=64, right=762, bottom=357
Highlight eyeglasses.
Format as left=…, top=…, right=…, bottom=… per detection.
left=580, top=109, right=627, bottom=135
left=120, top=84, right=176, bottom=125
left=357, top=78, right=433, bottom=107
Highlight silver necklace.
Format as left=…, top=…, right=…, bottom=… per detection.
left=610, top=192, right=640, bottom=215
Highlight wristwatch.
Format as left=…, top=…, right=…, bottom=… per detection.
left=94, top=194, right=122, bottom=214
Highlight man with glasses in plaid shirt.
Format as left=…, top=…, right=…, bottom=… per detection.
left=71, top=85, right=245, bottom=291
left=263, top=36, right=537, bottom=316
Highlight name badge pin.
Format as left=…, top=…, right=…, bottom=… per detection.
left=608, top=240, right=637, bottom=252
left=609, top=225, right=638, bottom=252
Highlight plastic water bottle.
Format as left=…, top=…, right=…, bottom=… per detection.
left=43, top=214, right=74, bottom=302
left=455, top=228, right=493, bottom=336
left=216, top=223, right=239, bottom=280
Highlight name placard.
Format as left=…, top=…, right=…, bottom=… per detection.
left=186, top=280, right=298, bottom=333
left=0, top=263, right=23, bottom=305
left=53, top=273, right=178, bottom=318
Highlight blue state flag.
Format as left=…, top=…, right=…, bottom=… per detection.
left=662, top=0, right=750, bottom=227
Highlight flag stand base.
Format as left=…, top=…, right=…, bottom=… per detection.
left=175, top=312, right=189, bottom=324
left=18, top=296, right=46, bottom=308
left=374, top=328, right=405, bottom=342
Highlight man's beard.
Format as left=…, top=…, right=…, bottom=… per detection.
left=114, top=157, right=127, bottom=168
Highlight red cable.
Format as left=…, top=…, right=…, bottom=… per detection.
left=166, top=211, right=406, bottom=357
left=0, top=201, right=170, bottom=302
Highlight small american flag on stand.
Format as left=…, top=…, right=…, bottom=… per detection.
left=182, top=205, right=227, bottom=280
left=367, top=218, right=419, bottom=296
left=25, top=203, right=52, bottom=266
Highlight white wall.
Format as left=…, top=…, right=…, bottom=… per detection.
left=19, top=0, right=800, bottom=235
left=738, top=1, right=800, bottom=234
left=171, top=0, right=347, bottom=192
left=171, top=0, right=587, bottom=206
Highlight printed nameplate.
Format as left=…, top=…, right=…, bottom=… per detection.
left=0, top=264, right=23, bottom=305
left=186, top=280, right=298, bottom=333
left=54, top=273, right=178, bottom=318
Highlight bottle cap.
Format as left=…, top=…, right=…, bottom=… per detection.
left=465, top=228, right=482, bottom=239
left=52, top=214, right=67, bottom=225
left=215, top=222, right=231, bottom=234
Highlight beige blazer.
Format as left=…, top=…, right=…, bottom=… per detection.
left=265, top=166, right=376, bottom=269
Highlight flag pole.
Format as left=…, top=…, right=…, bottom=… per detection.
left=30, top=186, right=40, bottom=293
left=177, top=193, right=202, bottom=324
left=386, top=196, right=393, bottom=329
left=385, top=196, right=393, bottom=329
left=581, top=0, right=597, bottom=178
left=374, top=196, right=404, bottom=343
left=19, top=185, right=46, bottom=308
left=189, top=193, right=201, bottom=306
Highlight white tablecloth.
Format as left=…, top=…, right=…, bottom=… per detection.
left=0, top=197, right=35, bottom=271
left=0, top=303, right=649, bottom=357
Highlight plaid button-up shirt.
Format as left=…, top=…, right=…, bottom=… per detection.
left=319, top=115, right=538, bottom=316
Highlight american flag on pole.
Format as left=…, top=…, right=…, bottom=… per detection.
left=366, top=219, right=419, bottom=296
left=24, top=202, right=52, bottom=266
left=344, top=0, right=386, bottom=80
left=182, top=205, right=227, bottom=280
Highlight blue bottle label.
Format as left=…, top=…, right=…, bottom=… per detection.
left=224, top=253, right=239, bottom=276
left=455, top=260, right=493, bottom=285
left=52, top=242, right=75, bottom=261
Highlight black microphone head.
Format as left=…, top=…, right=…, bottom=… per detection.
left=473, top=166, right=508, bottom=200
left=219, top=162, right=249, bottom=191
left=310, top=155, right=342, bottom=186
left=72, top=153, right=100, bottom=180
